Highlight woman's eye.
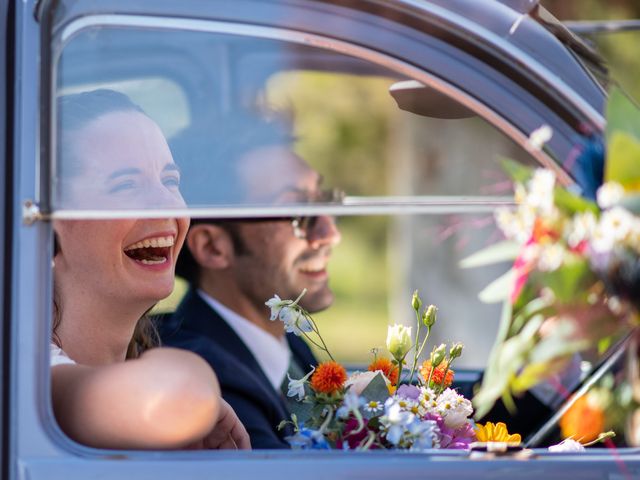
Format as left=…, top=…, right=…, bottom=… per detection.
left=162, top=175, right=181, bottom=188
left=108, top=180, right=137, bottom=194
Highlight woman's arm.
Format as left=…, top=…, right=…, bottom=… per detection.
left=51, top=347, right=221, bottom=449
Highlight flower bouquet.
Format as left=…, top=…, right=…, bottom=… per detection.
left=266, top=290, right=483, bottom=450
left=463, top=88, right=640, bottom=423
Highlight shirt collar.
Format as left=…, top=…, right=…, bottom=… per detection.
left=197, top=290, right=290, bottom=391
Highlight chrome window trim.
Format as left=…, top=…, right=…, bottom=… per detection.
left=47, top=196, right=515, bottom=220
left=48, top=14, right=572, bottom=219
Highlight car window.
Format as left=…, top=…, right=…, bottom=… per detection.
left=51, top=22, right=550, bottom=370
left=41, top=9, right=634, bottom=462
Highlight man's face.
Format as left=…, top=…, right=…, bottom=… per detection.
left=230, top=145, right=341, bottom=314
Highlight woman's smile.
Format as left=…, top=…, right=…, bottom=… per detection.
left=123, top=232, right=178, bottom=271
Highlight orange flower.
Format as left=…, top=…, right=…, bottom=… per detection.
left=560, top=394, right=605, bottom=443
left=419, top=360, right=454, bottom=388
left=368, top=357, right=399, bottom=385
left=310, top=361, right=347, bottom=394
left=532, top=217, right=559, bottom=244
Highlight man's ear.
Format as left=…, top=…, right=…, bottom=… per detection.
left=186, top=224, right=235, bottom=270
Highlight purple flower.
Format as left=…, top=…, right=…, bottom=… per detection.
left=396, top=384, right=421, bottom=400
left=425, top=413, right=475, bottom=450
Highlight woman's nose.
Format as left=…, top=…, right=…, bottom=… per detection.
left=307, top=215, right=341, bottom=249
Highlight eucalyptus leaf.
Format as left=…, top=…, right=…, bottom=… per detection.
left=478, top=269, right=515, bottom=304
left=287, top=399, right=316, bottom=426
left=606, top=132, right=640, bottom=188
left=459, top=241, right=520, bottom=269
left=360, top=372, right=390, bottom=405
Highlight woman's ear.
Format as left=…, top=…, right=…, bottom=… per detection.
left=186, top=224, right=235, bottom=270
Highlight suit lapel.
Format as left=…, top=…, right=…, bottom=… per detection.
left=171, top=290, right=291, bottom=421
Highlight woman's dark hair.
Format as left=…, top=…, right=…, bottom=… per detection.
left=53, top=89, right=158, bottom=358
left=57, top=89, right=144, bottom=187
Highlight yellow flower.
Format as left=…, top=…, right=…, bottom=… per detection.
left=475, top=422, right=522, bottom=443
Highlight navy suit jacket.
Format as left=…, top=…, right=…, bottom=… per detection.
left=159, top=289, right=317, bottom=449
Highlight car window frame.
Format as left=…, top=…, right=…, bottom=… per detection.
left=12, top=0, right=640, bottom=476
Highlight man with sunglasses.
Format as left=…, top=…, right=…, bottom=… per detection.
left=160, top=112, right=342, bottom=449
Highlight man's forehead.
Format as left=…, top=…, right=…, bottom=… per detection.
left=239, top=145, right=321, bottom=203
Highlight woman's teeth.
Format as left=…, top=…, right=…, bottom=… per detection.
left=124, top=236, right=174, bottom=251
left=140, top=258, right=168, bottom=265
left=123, top=236, right=174, bottom=265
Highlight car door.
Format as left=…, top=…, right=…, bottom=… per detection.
left=0, top=1, right=10, bottom=478
left=10, top=0, right=639, bottom=479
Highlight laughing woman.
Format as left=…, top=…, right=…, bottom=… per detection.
left=50, top=89, right=250, bottom=450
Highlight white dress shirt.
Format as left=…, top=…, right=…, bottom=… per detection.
left=197, top=290, right=290, bottom=391
left=50, top=344, right=76, bottom=367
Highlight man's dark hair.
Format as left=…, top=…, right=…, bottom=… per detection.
left=173, top=110, right=296, bottom=285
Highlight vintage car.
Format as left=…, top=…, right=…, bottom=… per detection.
left=2, top=0, right=639, bottom=478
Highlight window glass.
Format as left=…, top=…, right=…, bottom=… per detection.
left=54, top=26, right=535, bottom=212
left=51, top=20, right=621, bottom=452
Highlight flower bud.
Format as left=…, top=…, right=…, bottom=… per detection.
left=422, top=305, right=437, bottom=328
left=411, top=290, right=422, bottom=312
left=449, top=342, right=463, bottom=360
left=430, top=343, right=446, bottom=367
left=386, top=324, right=413, bottom=360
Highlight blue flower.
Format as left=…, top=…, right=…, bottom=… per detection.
left=285, top=424, right=330, bottom=450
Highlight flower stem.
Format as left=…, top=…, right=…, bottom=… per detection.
left=304, top=311, right=335, bottom=362
left=438, top=359, right=451, bottom=393
left=426, top=365, right=434, bottom=388
left=318, top=407, right=334, bottom=434
left=292, top=288, right=307, bottom=305
left=408, top=308, right=422, bottom=383
left=408, top=326, right=431, bottom=385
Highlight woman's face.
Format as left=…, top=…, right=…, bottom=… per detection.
left=53, top=110, right=189, bottom=306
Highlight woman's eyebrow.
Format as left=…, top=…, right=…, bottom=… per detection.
left=108, top=167, right=142, bottom=180
left=163, top=164, right=182, bottom=174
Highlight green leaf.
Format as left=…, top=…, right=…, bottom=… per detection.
left=510, top=297, right=551, bottom=335
left=459, top=241, right=520, bottom=269
left=500, top=157, right=533, bottom=183
left=598, top=336, right=612, bottom=355
left=553, top=185, right=599, bottom=215
left=606, top=132, right=640, bottom=189
left=477, top=269, right=515, bottom=304
left=533, top=257, right=593, bottom=303
left=473, top=301, right=513, bottom=419
left=606, top=87, right=640, bottom=143
left=287, top=399, right=315, bottom=426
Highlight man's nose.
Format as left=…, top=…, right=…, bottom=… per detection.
left=307, top=215, right=341, bottom=249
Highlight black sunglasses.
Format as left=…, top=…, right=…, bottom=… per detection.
left=214, top=188, right=344, bottom=239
